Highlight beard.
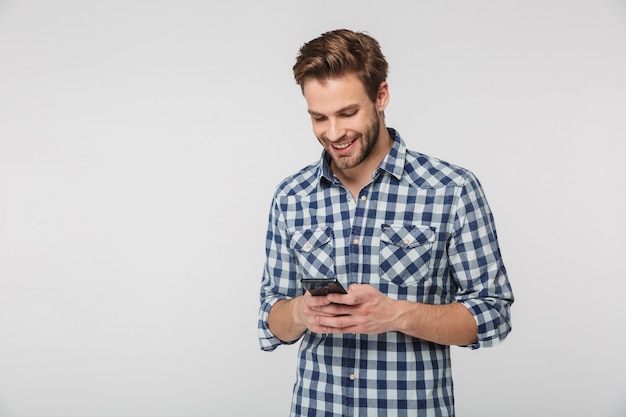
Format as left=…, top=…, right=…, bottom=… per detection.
left=322, top=111, right=381, bottom=171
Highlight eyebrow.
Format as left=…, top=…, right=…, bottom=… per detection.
left=307, top=104, right=360, bottom=117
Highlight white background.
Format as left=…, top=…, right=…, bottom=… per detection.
left=1, top=1, right=625, bottom=416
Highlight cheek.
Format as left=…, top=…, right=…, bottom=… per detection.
left=311, top=124, right=327, bottom=140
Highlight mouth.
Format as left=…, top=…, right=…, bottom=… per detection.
left=332, top=138, right=356, bottom=151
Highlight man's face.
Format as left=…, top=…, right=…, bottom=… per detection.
left=303, top=73, right=386, bottom=171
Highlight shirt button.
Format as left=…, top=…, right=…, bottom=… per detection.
left=349, top=374, right=356, bottom=380
left=353, top=239, right=359, bottom=245
left=305, top=242, right=312, bottom=249
left=360, top=195, right=366, bottom=201
left=403, top=239, right=410, bottom=245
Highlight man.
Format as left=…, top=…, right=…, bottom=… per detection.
left=258, top=29, right=514, bottom=417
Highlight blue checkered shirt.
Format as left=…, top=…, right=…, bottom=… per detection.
left=258, top=129, right=513, bottom=417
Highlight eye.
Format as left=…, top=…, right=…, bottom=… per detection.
left=312, top=115, right=327, bottom=122
left=341, top=111, right=357, bottom=118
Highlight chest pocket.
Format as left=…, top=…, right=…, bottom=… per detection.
left=379, top=224, right=436, bottom=286
left=289, top=227, right=336, bottom=279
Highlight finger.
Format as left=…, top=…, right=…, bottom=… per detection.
left=319, top=324, right=359, bottom=334
left=326, top=293, right=357, bottom=305
left=316, top=314, right=354, bottom=330
left=314, top=301, right=356, bottom=317
left=304, top=294, right=333, bottom=308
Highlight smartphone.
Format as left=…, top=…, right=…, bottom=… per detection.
left=301, top=278, right=347, bottom=296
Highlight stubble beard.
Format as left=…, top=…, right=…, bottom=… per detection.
left=327, top=113, right=381, bottom=171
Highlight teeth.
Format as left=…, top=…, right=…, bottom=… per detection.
left=333, top=140, right=354, bottom=150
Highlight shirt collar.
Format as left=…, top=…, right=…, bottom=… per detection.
left=318, top=127, right=406, bottom=183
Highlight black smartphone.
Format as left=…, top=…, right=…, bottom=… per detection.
left=301, top=278, right=347, bottom=296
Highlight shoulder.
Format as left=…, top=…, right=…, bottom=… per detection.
left=387, top=128, right=476, bottom=189
left=273, top=160, right=322, bottom=198
left=403, top=148, right=475, bottom=189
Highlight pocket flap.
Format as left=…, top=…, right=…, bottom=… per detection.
left=289, top=227, right=333, bottom=252
left=380, top=224, right=435, bottom=248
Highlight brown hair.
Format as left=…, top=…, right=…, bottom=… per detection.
left=293, top=29, right=389, bottom=102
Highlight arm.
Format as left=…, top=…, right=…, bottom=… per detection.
left=312, top=284, right=477, bottom=346
left=267, top=298, right=306, bottom=343
left=259, top=192, right=342, bottom=350
left=258, top=187, right=348, bottom=351
left=394, top=299, right=477, bottom=346
left=258, top=193, right=301, bottom=351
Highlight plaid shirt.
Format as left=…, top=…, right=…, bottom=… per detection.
left=258, top=129, right=513, bottom=417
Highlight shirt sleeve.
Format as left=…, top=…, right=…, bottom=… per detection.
left=448, top=171, right=514, bottom=349
left=258, top=192, right=301, bottom=351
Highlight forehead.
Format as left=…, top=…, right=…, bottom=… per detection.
left=303, top=73, right=370, bottom=114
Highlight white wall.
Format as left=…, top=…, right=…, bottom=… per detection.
left=1, top=1, right=624, bottom=416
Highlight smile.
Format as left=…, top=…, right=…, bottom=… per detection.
left=332, top=139, right=356, bottom=150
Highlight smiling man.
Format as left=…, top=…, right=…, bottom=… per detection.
left=258, top=29, right=514, bottom=417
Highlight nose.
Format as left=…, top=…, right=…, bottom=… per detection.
left=326, top=118, right=346, bottom=142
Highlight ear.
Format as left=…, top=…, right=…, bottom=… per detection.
left=376, top=81, right=390, bottom=112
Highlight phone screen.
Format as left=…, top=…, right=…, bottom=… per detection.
left=301, top=278, right=347, bottom=296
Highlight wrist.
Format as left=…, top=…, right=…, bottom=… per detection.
left=391, top=299, right=410, bottom=333
left=291, top=296, right=304, bottom=327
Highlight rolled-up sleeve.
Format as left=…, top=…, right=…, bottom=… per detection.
left=258, top=193, right=300, bottom=351
left=448, top=172, right=514, bottom=349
